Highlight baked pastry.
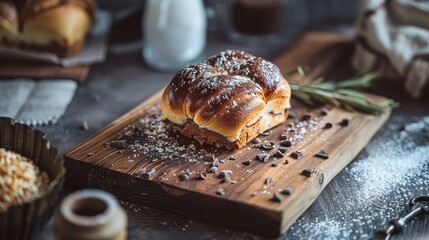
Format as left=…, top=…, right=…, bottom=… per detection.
left=161, top=50, right=291, bottom=149
left=0, top=0, right=95, bottom=57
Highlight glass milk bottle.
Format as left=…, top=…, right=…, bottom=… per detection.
left=143, top=0, right=207, bottom=71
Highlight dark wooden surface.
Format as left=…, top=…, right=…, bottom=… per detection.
left=35, top=8, right=429, bottom=240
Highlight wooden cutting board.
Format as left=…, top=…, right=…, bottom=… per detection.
left=64, top=32, right=391, bottom=237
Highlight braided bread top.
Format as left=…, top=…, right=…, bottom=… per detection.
left=161, top=50, right=291, bottom=142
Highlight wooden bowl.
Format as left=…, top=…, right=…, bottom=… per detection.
left=0, top=117, right=66, bottom=240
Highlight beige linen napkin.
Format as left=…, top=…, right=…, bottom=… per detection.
left=353, top=0, right=429, bottom=98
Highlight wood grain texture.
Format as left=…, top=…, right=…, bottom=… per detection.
left=64, top=32, right=391, bottom=237
left=0, top=61, right=89, bottom=82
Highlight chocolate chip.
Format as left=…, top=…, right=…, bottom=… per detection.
left=284, top=159, right=289, bottom=164
left=216, top=187, right=226, bottom=196
left=301, top=168, right=314, bottom=177
left=281, top=188, right=293, bottom=195
left=242, top=160, right=252, bottom=165
left=212, top=158, right=219, bottom=167
left=142, top=169, right=156, bottom=179
left=325, top=122, right=333, bottom=129
left=136, top=168, right=147, bottom=175
left=261, top=142, right=274, bottom=150
left=280, top=134, right=288, bottom=140
left=290, top=151, right=303, bottom=160
left=229, top=155, right=237, bottom=160
left=275, top=150, right=284, bottom=158
left=256, top=153, right=270, bottom=162
left=108, top=140, right=128, bottom=149
left=320, top=109, right=328, bottom=116
left=265, top=176, right=274, bottom=184
left=199, top=171, right=208, bottom=180
left=219, top=170, right=233, bottom=180
left=202, top=155, right=214, bottom=162
left=271, top=162, right=279, bottom=167
left=315, top=150, right=329, bottom=159
left=302, top=114, right=312, bottom=121
left=206, top=166, right=218, bottom=174
left=271, top=192, right=282, bottom=203
left=253, top=138, right=262, bottom=144
left=179, top=173, right=190, bottom=181
left=187, top=144, right=196, bottom=152
left=340, top=118, right=350, bottom=126
left=260, top=130, right=271, bottom=136
left=278, top=147, right=288, bottom=153
left=280, top=140, right=292, bottom=147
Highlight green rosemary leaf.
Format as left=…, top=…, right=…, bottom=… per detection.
left=287, top=70, right=396, bottom=114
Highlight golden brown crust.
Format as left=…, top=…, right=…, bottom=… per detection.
left=0, top=0, right=94, bottom=57
left=166, top=110, right=289, bottom=150
left=161, top=50, right=291, bottom=148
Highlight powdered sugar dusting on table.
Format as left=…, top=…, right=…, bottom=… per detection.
left=288, top=115, right=429, bottom=239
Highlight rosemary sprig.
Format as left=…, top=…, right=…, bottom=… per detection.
left=288, top=68, right=397, bottom=114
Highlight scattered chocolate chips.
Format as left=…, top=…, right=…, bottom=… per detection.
left=281, top=188, right=293, bottom=195
left=206, top=166, right=218, bottom=174
left=216, top=187, right=226, bottom=196
left=187, top=144, right=196, bottom=152
left=136, top=168, right=147, bottom=175
left=265, top=176, right=274, bottom=184
left=253, top=138, right=261, bottom=144
left=340, top=118, right=350, bottom=126
left=219, top=170, right=233, bottom=180
left=179, top=172, right=190, bottom=181
left=301, top=168, right=314, bottom=177
left=212, top=158, right=219, bottom=168
left=229, top=155, right=237, bottom=160
left=108, top=140, right=128, bottom=149
left=142, top=169, right=156, bottom=179
left=290, top=151, right=303, bottom=160
left=278, top=147, right=288, bottom=154
left=199, top=171, right=208, bottom=180
left=202, top=155, right=214, bottom=162
left=80, top=121, right=89, bottom=131
left=284, top=159, right=289, bottom=164
left=271, top=162, right=279, bottom=167
left=280, top=134, right=288, bottom=140
left=325, top=122, right=333, bottom=129
left=320, top=109, right=328, bottom=116
left=274, top=150, right=284, bottom=158
left=315, top=150, right=329, bottom=159
left=302, top=114, right=312, bottom=121
left=271, top=192, right=282, bottom=203
left=242, top=160, right=252, bottom=165
left=261, top=142, right=274, bottom=150
left=260, top=130, right=271, bottom=136
left=280, top=140, right=292, bottom=147
left=256, top=153, right=270, bottom=163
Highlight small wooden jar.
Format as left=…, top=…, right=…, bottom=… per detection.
left=55, top=189, right=127, bottom=240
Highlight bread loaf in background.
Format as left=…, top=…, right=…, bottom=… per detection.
left=0, top=0, right=95, bottom=57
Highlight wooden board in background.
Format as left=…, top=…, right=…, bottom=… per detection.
left=64, top=32, right=390, bottom=237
